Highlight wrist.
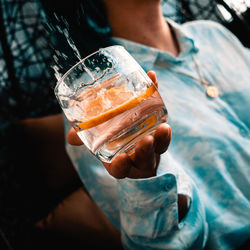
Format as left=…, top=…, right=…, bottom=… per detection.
left=178, top=194, right=189, bottom=222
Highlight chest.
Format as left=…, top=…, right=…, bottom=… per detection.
left=154, top=51, right=250, bottom=130
left=154, top=58, right=250, bottom=164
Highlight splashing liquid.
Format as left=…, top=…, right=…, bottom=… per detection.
left=41, top=1, right=112, bottom=80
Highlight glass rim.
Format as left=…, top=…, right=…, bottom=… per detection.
left=55, top=45, right=125, bottom=90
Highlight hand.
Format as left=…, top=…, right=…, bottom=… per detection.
left=67, top=71, right=172, bottom=179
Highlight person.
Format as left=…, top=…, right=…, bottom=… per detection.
left=45, top=0, right=250, bottom=249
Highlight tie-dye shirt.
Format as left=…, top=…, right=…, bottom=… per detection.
left=64, top=19, right=250, bottom=249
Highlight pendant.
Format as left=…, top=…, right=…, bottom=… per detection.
left=206, top=86, right=219, bottom=98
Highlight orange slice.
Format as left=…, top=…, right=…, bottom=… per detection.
left=78, top=85, right=156, bottom=130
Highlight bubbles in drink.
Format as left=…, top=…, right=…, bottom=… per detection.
left=62, top=73, right=167, bottom=163
left=54, top=44, right=168, bottom=163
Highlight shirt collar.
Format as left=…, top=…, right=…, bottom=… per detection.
left=111, top=18, right=199, bottom=71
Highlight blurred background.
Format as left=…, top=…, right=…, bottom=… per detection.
left=162, top=0, right=250, bottom=47
left=0, top=0, right=249, bottom=249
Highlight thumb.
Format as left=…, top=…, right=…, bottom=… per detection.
left=67, top=127, right=83, bottom=146
left=147, top=71, right=158, bottom=88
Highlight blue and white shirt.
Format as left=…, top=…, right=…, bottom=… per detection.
left=64, top=19, right=250, bottom=249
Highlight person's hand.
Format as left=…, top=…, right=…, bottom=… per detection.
left=67, top=71, right=172, bottom=179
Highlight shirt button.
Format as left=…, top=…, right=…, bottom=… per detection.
left=165, top=175, right=175, bottom=191
left=165, top=183, right=173, bottom=191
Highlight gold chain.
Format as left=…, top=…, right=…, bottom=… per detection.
left=167, top=53, right=219, bottom=98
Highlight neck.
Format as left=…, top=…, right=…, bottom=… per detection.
left=103, top=0, right=180, bottom=56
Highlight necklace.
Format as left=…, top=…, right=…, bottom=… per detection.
left=167, top=53, right=219, bottom=98
left=191, top=53, right=219, bottom=98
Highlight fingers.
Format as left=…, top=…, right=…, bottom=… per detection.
left=66, top=121, right=171, bottom=180
left=134, top=135, right=155, bottom=170
left=104, top=123, right=171, bottom=179
left=103, top=136, right=156, bottom=179
left=154, top=123, right=172, bottom=154
left=103, top=153, right=132, bottom=179
left=67, top=127, right=83, bottom=146
left=147, top=71, right=158, bottom=88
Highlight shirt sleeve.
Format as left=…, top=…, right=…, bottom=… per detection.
left=117, top=155, right=208, bottom=249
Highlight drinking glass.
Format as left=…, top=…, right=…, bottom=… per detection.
left=55, top=45, right=168, bottom=163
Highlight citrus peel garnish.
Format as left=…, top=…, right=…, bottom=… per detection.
left=78, top=85, right=156, bottom=130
